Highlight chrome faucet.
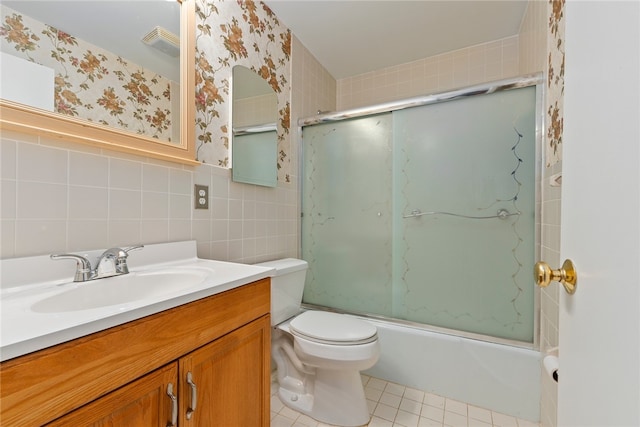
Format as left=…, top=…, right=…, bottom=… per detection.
left=51, top=245, right=144, bottom=282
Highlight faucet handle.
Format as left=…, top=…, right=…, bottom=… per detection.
left=115, top=245, right=144, bottom=274
left=50, top=253, right=93, bottom=282
left=123, top=244, right=144, bottom=254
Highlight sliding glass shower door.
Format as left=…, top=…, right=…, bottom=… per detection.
left=301, top=84, right=538, bottom=343
left=301, top=114, right=394, bottom=316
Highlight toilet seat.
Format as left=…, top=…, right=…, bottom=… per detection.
left=289, top=311, right=378, bottom=345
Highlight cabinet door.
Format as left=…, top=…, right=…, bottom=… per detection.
left=179, top=315, right=271, bottom=426
left=46, top=363, right=178, bottom=427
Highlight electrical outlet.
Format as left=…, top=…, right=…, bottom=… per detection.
left=194, top=184, right=209, bottom=209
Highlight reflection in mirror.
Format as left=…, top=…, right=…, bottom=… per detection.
left=0, top=1, right=180, bottom=142
left=0, top=0, right=196, bottom=166
left=232, top=65, right=278, bottom=187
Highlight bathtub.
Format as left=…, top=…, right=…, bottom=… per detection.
left=362, top=317, right=541, bottom=422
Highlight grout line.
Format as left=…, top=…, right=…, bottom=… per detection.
left=271, top=375, right=539, bottom=427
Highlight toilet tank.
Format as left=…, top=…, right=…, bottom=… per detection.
left=255, top=258, right=308, bottom=325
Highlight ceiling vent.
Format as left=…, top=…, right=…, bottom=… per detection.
left=142, top=26, right=179, bottom=57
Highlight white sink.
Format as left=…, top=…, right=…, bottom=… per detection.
left=1, top=240, right=275, bottom=362
left=31, top=268, right=210, bottom=313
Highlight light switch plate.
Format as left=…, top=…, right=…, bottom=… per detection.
left=194, top=184, right=209, bottom=209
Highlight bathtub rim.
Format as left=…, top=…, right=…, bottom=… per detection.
left=301, top=303, right=536, bottom=350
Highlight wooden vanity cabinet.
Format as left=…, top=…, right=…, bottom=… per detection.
left=0, top=278, right=271, bottom=426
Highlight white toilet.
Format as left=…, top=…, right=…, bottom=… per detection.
left=256, top=258, right=379, bottom=427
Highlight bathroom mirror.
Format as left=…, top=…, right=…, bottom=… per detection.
left=231, top=65, right=278, bottom=187
left=0, top=0, right=196, bottom=165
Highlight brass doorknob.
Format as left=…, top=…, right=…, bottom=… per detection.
left=534, top=259, right=577, bottom=294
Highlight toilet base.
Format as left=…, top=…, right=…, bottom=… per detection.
left=278, top=369, right=371, bottom=427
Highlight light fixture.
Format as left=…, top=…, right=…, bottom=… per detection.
left=141, top=26, right=179, bottom=57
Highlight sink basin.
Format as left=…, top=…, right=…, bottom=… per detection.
left=31, top=269, right=209, bottom=313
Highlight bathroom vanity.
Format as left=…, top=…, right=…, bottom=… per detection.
left=0, top=241, right=273, bottom=426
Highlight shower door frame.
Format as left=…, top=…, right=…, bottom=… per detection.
left=297, top=73, right=544, bottom=349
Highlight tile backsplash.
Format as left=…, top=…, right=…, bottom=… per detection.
left=0, top=131, right=297, bottom=262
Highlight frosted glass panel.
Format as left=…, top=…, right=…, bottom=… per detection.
left=301, top=85, right=537, bottom=342
left=392, top=87, right=536, bottom=341
left=232, top=130, right=277, bottom=187
left=302, top=115, right=393, bottom=315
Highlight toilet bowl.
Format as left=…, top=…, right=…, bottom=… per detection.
left=256, top=259, right=379, bottom=427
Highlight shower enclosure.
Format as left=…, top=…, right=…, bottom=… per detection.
left=300, top=75, right=542, bottom=344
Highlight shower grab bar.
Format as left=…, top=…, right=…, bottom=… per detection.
left=403, top=208, right=519, bottom=220
left=232, top=122, right=276, bottom=136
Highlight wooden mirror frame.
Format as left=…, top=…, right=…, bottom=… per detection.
left=0, top=0, right=197, bottom=166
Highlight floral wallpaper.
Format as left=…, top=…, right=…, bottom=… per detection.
left=546, top=0, right=565, bottom=166
left=194, top=0, right=292, bottom=182
left=0, top=5, right=175, bottom=141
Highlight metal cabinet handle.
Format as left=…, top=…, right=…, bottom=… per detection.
left=166, top=383, right=178, bottom=427
left=186, top=371, right=197, bottom=420
left=534, top=259, right=577, bottom=294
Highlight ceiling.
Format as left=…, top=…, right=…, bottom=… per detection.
left=263, top=0, right=529, bottom=79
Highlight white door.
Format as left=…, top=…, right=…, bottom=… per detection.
left=558, top=1, right=640, bottom=425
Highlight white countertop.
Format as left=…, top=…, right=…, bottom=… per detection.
left=0, top=241, right=274, bottom=361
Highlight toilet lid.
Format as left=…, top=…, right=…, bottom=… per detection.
left=289, top=311, right=377, bottom=345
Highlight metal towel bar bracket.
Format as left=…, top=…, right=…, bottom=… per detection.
left=403, top=208, right=519, bottom=220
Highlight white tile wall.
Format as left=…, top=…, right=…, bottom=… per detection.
left=291, top=36, right=337, bottom=120
left=336, top=36, right=520, bottom=111
left=518, top=0, right=547, bottom=76
left=0, top=130, right=297, bottom=263
left=234, top=93, right=278, bottom=128
left=539, top=163, right=561, bottom=427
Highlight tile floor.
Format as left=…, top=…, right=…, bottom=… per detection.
left=270, top=375, right=539, bottom=427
